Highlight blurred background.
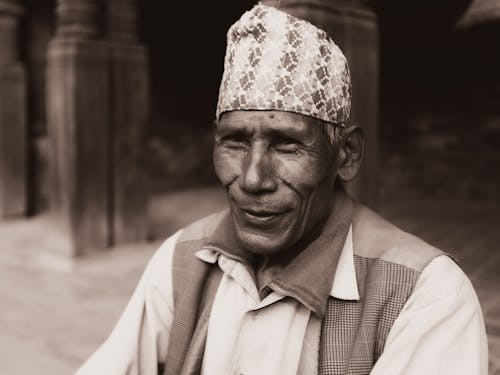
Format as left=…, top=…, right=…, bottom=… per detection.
left=0, top=0, right=499, bottom=373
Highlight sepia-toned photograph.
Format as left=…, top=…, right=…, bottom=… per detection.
left=0, top=0, right=499, bottom=374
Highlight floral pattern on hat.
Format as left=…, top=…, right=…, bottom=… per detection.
left=216, top=4, right=352, bottom=126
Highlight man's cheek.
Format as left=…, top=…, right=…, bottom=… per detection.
left=274, top=158, right=328, bottom=191
left=213, top=149, right=241, bottom=187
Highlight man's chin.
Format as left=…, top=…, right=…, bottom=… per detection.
left=229, top=204, right=298, bottom=254
left=234, top=229, right=290, bottom=255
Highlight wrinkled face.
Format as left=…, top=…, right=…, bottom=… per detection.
left=213, top=110, right=339, bottom=255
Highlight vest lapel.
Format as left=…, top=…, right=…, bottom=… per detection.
left=180, top=266, right=223, bottom=375
left=164, top=239, right=222, bottom=375
left=162, top=211, right=232, bottom=375
left=179, top=296, right=213, bottom=375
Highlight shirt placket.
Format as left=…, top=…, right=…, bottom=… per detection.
left=218, top=255, right=291, bottom=375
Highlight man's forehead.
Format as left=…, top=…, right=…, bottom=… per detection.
left=217, top=110, right=319, bottom=137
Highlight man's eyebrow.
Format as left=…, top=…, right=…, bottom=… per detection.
left=215, top=126, right=252, bottom=138
left=265, top=127, right=307, bottom=141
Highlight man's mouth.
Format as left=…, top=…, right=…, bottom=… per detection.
left=243, top=208, right=280, bottom=217
left=238, top=206, right=289, bottom=226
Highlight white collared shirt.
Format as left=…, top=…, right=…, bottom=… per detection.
left=197, top=225, right=359, bottom=375
left=76, top=226, right=487, bottom=375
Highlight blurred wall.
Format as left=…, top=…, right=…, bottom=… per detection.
left=379, top=2, right=500, bottom=201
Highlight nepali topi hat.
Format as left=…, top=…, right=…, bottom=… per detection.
left=216, top=3, right=352, bottom=126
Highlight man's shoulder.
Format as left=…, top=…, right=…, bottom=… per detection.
left=177, top=209, right=230, bottom=243
left=162, top=209, right=232, bottom=269
left=352, top=203, right=445, bottom=273
left=152, top=211, right=228, bottom=269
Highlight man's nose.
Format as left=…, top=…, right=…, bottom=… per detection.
left=239, top=142, right=277, bottom=194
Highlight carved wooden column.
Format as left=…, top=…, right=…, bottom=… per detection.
left=262, top=0, right=380, bottom=208
left=0, top=0, right=26, bottom=217
left=107, top=0, right=150, bottom=245
left=47, top=0, right=110, bottom=256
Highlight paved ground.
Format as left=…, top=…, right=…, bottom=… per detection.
left=0, top=186, right=499, bottom=374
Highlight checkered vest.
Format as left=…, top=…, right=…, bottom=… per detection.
left=163, top=204, right=443, bottom=375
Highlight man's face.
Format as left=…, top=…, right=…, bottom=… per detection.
left=213, top=110, right=339, bottom=256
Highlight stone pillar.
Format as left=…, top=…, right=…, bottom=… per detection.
left=107, top=0, right=150, bottom=245
left=47, top=0, right=110, bottom=256
left=262, top=0, right=380, bottom=208
left=0, top=0, right=26, bottom=217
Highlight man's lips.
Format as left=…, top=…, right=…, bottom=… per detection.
left=240, top=209, right=282, bottom=225
left=241, top=208, right=283, bottom=217
left=234, top=204, right=291, bottom=226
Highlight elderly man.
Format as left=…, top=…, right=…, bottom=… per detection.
left=77, top=4, right=487, bottom=375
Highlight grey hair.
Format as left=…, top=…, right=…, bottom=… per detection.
left=318, top=120, right=344, bottom=147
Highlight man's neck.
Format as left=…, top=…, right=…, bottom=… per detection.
left=253, top=209, right=332, bottom=295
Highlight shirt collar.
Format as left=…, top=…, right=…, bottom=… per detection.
left=194, top=189, right=359, bottom=317
left=330, top=224, right=359, bottom=301
left=195, top=223, right=359, bottom=301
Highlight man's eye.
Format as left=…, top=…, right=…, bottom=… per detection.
left=273, top=140, right=301, bottom=153
left=221, top=136, right=249, bottom=149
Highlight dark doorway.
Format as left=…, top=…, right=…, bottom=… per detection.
left=378, top=1, right=500, bottom=201
left=138, top=2, right=256, bottom=193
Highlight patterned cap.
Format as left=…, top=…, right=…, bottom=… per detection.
left=216, top=4, right=352, bottom=126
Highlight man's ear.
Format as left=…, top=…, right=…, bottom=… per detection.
left=337, top=125, right=364, bottom=183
